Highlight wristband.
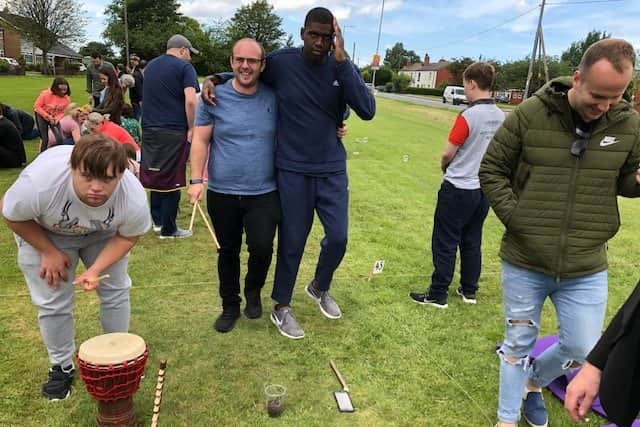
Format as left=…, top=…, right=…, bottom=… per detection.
left=189, top=178, right=203, bottom=185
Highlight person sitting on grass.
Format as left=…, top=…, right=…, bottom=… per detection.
left=120, top=104, right=141, bottom=144
left=94, top=66, right=124, bottom=125
left=0, top=113, right=27, bottom=168
left=47, top=103, right=92, bottom=147
left=33, top=77, right=71, bottom=152
left=0, top=102, right=39, bottom=140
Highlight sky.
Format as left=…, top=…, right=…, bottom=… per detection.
left=79, top=0, right=640, bottom=65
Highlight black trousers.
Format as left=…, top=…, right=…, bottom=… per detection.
left=35, top=112, right=62, bottom=152
left=207, top=190, right=281, bottom=312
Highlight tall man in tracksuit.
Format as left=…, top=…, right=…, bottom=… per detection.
left=204, top=7, right=375, bottom=339
left=480, top=39, right=640, bottom=427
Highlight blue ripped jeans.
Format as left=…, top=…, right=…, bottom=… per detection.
left=497, top=261, right=607, bottom=423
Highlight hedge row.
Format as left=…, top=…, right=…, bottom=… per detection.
left=400, top=87, right=444, bottom=96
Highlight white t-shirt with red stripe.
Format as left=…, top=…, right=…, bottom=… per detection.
left=444, top=100, right=505, bottom=189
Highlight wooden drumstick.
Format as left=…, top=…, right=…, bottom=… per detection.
left=150, top=358, right=167, bottom=427
left=196, top=202, right=221, bottom=251
left=189, top=201, right=198, bottom=232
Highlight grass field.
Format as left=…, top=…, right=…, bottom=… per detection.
left=1, top=76, right=639, bottom=426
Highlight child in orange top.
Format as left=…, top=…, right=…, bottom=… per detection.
left=34, top=77, right=71, bottom=152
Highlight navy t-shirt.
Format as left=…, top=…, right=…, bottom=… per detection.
left=142, top=54, right=199, bottom=130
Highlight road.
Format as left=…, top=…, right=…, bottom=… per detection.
left=375, top=92, right=465, bottom=112
left=375, top=92, right=514, bottom=113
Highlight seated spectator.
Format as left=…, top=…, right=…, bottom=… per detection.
left=0, top=103, right=39, bottom=140
left=0, top=115, right=27, bottom=168
left=86, top=112, right=139, bottom=153
left=120, top=104, right=141, bottom=144
left=47, top=103, right=92, bottom=147
left=33, top=77, right=71, bottom=152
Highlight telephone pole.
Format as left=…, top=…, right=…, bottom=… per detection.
left=371, top=0, right=385, bottom=90
left=523, top=0, right=548, bottom=100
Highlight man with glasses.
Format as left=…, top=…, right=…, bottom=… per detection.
left=480, top=39, right=640, bottom=427
left=188, top=38, right=279, bottom=333
left=202, top=7, right=375, bottom=339
left=139, top=34, right=199, bottom=239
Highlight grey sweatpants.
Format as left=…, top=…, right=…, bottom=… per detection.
left=17, top=231, right=131, bottom=368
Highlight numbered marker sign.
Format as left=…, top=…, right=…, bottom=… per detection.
left=372, top=260, right=385, bottom=275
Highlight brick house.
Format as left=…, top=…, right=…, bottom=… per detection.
left=399, top=54, right=453, bottom=89
left=0, top=11, right=81, bottom=67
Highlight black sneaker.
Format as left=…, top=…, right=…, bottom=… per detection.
left=214, top=311, right=240, bottom=333
left=43, top=365, right=74, bottom=401
left=409, top=292, right=448, bottom=309
left=456, top=287, right=477, bottom=304
left=244, top=298, right=263, bottom=319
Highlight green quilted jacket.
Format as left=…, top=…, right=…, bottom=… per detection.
left=479, top=77, right=640, bottom=278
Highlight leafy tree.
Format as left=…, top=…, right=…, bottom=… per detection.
left=225, top=0, right=286, bottom=54
left=392, top=73, right=412, bottom=92
left=360, top=68, right=372, bottom=83
left=180, top=17, right=227, bottom=75
left=7, top=0, right=86, bottom=74
left=103, top=0, right=184, bottom=60
left=446, top=57, right=474, bottom=85
left=371, top=65, right=393, bottom=86
left=383, top=42, right=420, bottom=71
left=496, top=57, right=571, bottom=92
left=79, top=41, right=115, bottom=60
left=561, top=30, right=610, bottom=70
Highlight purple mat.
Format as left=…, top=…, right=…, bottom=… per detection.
left=499, top=335, right=640, bottom=426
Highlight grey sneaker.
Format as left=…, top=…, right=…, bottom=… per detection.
left=305, top=281, right=342, bottom=319
left=159, top=227, right=192, bottom=239
left=152, top=224, right=161, bottom=233
left=270, top=306, right=304, bottom=339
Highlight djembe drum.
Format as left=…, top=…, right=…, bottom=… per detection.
left=77, top=333, right=149, bottom=427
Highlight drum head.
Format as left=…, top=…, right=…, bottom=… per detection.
left=79, top=333, right=146, bottom=365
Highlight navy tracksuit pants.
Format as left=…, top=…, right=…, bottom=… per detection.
left=272, top=169, right=348, bottom=305
left=428, top=180, right=489, bottom=299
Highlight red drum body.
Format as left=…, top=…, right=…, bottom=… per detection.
left=77, top=333, right=148, bottom=427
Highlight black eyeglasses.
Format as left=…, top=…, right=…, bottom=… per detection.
left=570, top=129, right=591, bottom=158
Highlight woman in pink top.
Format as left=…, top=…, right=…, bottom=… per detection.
left=47, top=104, right=91, bottom=147
left=33, top=77, right=71, bottom=152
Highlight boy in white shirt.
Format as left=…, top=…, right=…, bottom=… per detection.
left=1, top=135, right=151, bottom=400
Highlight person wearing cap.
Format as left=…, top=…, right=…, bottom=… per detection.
left=139, top=34, right=200, bottom=239
left=128, top=54, right=144, bottom=120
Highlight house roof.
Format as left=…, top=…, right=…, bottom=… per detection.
left=0, top=11, right=81, bottom=59
left=400, top=60, right=450, bottom=72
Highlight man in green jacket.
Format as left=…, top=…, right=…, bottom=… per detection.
left=479, top=38, right=640, bottom=427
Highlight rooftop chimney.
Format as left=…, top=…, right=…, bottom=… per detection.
left=423, top=53, right=430, bottom=65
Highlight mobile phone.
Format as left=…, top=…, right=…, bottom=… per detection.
left=334, top=391, right=354, bottom=412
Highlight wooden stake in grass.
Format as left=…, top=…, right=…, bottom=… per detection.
left=196, top=202, right=221, bottom=251
left=367, top=260, right=385, bottom=282
left=189, top=201, right=198, bottom=232
left=150, top=358, right=168, bottom=427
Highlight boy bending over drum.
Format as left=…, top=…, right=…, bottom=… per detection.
left=1, top=135, right=151, bottom=400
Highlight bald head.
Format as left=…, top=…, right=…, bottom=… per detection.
left=230, top=38, right=266, bottom=94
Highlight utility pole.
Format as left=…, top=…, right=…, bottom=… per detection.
left=523, top=0, right=547, bottom=100
left=371, top=0, right=385, bottom=90
left=123, top=0, right=130, bottom=65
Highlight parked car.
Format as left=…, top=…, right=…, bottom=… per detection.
left=442, top=85, right=468, bottom=105
left=495, top=92, right=510, bottom=103
left=1, top=56, right=20, bottom=67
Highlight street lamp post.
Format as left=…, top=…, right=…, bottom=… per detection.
left=123, top=0, right=130, bottom=65
left=371, top=0, right=385, bottom=90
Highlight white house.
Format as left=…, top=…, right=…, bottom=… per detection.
left=399, top=54, right=452, bottom=89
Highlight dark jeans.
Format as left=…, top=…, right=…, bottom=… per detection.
left=35, top=112, right=62, bottom=152
left=131, top=101, right=142, bottom=121
left=272, top=170, right=348, bottom=305
left=429, top=180, right=489, bottom=298
left=93, top=95, right=101, bottom=108
left=207, top=190, right=280, bottom=312
left=150, top=190, right=181, bottom=236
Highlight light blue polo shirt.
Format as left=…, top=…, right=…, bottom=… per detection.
left=195, top=80, right=277, bottom=195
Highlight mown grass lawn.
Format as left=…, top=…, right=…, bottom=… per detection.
left=1, top=75, right=639, bottom=426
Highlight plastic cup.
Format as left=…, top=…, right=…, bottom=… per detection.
left=264, top=384, right=286, bottom=417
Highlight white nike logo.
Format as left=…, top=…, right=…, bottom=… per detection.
left=332, top=80, right=340, bottom=87
left=599, top=136, right=619, bottom=147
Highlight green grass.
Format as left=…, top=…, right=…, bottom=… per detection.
left=1, top=76, right=639, bottom=426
